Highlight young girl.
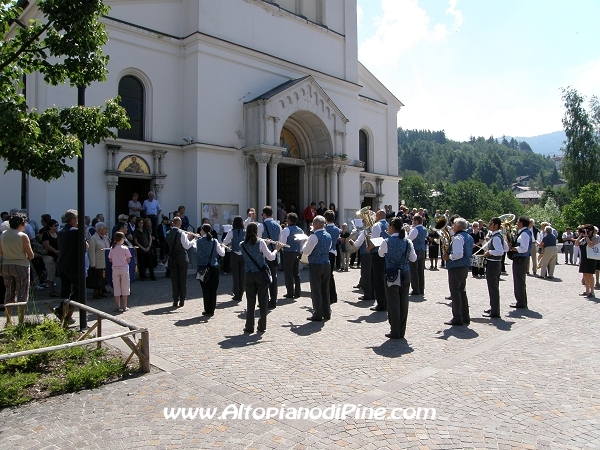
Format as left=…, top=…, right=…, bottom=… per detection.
left=109, top=232, right=131, bottom=312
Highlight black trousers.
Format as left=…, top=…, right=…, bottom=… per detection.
left=283, top=251, right=301, bottom=297
left=409, top=249, right=426, bottom=294
left=309, top=263, right=331, bottom=320
left=58, top=270, right=78, bottom=319
left=170, top=253, right=189, bottom=302
left=199, top=266, right=219, bottom=314
left=137, top=250, right=155, bottom=280
left=486, top=260, right=502, bottom=316
left=329, top=253, right=338, bottom=303
left=385, top=271, right=410, bottom=338
left=359, top=253, right=373, bottom=299
left=448, top=266, right=470, bottom=324
left=245, top=271, right=268, bottom=331
left=230, top=252, right=245, bottom=301
left=266, top=259, right=278, bottom=305
left=372, top=253, right=386, bottom=309
left=512, top=257, right=528, bottom=307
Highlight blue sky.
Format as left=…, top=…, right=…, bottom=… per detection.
left=357, top=0, right=600, bottom=142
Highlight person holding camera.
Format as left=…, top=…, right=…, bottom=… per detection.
left=576, top=225, right=598, bottom=298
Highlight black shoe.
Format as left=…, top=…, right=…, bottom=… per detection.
left=358, top=296, right=372, bottom=301
left=179, top=300, right=185, bottom=307
left=409, top=291, right=420, bottom=296
left=385, top=333, right=402, bottom=339
left=243, top=328, right=254, bottom=333
left=330, top=299, right=337, bottom=304
left=444, top=320, right=463, bottom=326
left=257, top=328, right=266, bottom=332
left=150, top=277, right=157, bottom=281
left=283, top=294, right=295, bottom=299
left=353, top=285, right=361, bottom=289
left=370, top=306, right=386, bottom=311
left=444, top=296, right=452, bottom=300
left=172, top=301, right=178, bottom=308
left=268, top=302, right=276, bottom=309
left=464, top=321, right=470, bottom=326
left=483, top=312, right=500, bottom=318
left=483, top=309, right=491, bottom=314
left=509, top=303, right=527, bottom=309
left=323, top=316, right=330, bottom=321
left=307, top=316, right=322, bottom=321
left=293, top=295, right=301, bottom=299
left=202, top=311, right=214, bottom=316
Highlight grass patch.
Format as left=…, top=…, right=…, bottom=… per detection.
left=0, top=317, right=136, bottom=407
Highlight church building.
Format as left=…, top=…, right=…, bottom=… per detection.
left=2, top=0, right=402, bottom=231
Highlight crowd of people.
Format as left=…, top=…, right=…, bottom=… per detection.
left=2, top=197, right=600, bottom=339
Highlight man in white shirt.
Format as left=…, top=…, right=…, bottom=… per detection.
left=483, top=217, right=506, bottom=318
left=562, top=227, right=575, bottom=264
left=509, top=216, right=532, bottom=309
left=243, top=208, right=256, bottom=229
left=142, top=191, right=161, bottom=233
left=165, top=217, right=196, bottom=308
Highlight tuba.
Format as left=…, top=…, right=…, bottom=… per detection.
left=499, top=213, right=516, bottom=246
left=356, top=206, right=377, bottom=248
left=434, top=216, right=451, bottom=254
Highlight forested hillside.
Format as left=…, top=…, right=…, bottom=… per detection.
left=398, top=128, right=558, bottom=187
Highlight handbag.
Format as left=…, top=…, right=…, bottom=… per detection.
left=196, top=240, right=216, bottom=282
left=31, top=239, right=48, bottom=256
left=241, top=242, right=273, bottom=284
left=586, top=241, right=600, bottom=260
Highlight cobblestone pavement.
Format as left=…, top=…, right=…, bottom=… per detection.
left=1, top=259, right=599, bottom=449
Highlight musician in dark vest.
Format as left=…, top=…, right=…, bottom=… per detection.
left=378, top=218, right=416, bottom=339
left=483, top=217, right=506, bottom=318
left=222, top=216, right=246, bottom=301
left=442, top=217, right=474, bottom=326
left=324, top=210, right=341, bottom=305
left=165, top=217, right=196, bottom=308
left=257, top=206, right=282, bottom=309
left=407, top=214, right=428, bottom=296
left=302, top=216, right=332, bottom=321
left=370, top=209, right=390, bottom=311
left=279, top=213, right=303, bottom=299
left=509, top=216, right=532, bottom=309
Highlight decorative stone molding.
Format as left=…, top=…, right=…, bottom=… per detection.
left=254, top=153, right=271, bottom=165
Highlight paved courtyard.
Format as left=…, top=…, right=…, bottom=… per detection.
left=1, top=258, right=599, bottom=449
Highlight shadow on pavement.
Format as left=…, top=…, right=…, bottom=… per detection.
left=435, top=326, right=479, bottom=340
left=368, top=340, right=414, bottom=358
left=283, top=320, right=325, bottom=336
left=143, top=305, right=177, bottom=316
left=347, top=312, right=388, bottom=324
left=470, top=317, right=516, bottom=331
left=507, top=309, right=542, bottom=319
left=218, top=333, right=264, bottom=348
left=345, top=300, right=374, bottom=309
left=174, top=315, right=210, bottom=326
left=436, top=301, right=452, bottom=308
left=216, top=299, right=241, bottom=309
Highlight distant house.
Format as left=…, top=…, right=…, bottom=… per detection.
left=551, top=156, right=564, bottom=170
left=510, top=184, right=530, bottom=193
left=515, top=175, right=533, bottom=186
left=515, top=190, right=543, bottom=205
left=552, top=178, right=567, bottom=189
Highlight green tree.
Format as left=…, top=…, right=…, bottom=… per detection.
left=562, top=182, right=600, bottom=228
left=398, top=175, right=431, bottom=210
left=0, top=0, right=129, bottom=181
left=527, top=198, right=565, bottom=232
left=560, top=87, right=600, bottom=193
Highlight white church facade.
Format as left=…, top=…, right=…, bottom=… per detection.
left=3, top=0, right=402, bottom=231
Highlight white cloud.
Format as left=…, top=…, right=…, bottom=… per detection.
left=358, top=0, right=460, bottom=69
left=445, top=0, right=463, bottom=30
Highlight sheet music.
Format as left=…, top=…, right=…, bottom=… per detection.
left=294, top=234, right=309, bottom=241
left=369, top=237, right=384, bottom=247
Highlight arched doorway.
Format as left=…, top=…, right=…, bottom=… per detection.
left=115, top=177, right=151, bottom=219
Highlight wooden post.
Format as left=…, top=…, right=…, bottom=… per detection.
left=140, top=330, right=150, bottom=373
left=97, top=318, right=102, bottom=349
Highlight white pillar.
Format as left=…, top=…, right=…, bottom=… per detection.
left=338, top=165, right=347, bottom=224
left=329, top=165, right=339, bottom=209
left=106, top=177, right=118, bottom=227
left=269, top=155, right=282, bottom=209
left=254, top=153, right=271, bottom=210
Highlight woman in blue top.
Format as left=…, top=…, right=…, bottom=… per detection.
left=223, top=216, right=246, bottom=301
left=240, top=223, right=281, bottom=333
left=538, top=226, right=558, bottom=279
left=196, top=224, right=225, bottom=316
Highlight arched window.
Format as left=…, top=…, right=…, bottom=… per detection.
left=118, top=76, right=144, bottom=141
left=359, top=129, right=369, bottom=172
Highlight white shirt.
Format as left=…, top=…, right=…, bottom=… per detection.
left=302, top=228, right=327, bottom=256
left=143, top=198, right=161, bottom=215
left=378, top=233, right=417, bottom=262
left=179, top=230, right=197, bottom=250
left=253, top=239, right=278, bottom=261
left=371, top=221, right=385, bottom=239
left=449, top=233, right=466, bottom=260
left=515, top=227, right=531, bottom=254
left=223, top=229, right=242, bottom=255
left=243, top=216, right=254, bottom=229
left=352, top=230, right=367, bottom=248
left=487, top=231, right=505, bottom=258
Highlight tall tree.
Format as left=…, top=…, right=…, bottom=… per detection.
left=0, top=0, right=129, bottom=181
left=560, top=87, right=600, bottom=193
